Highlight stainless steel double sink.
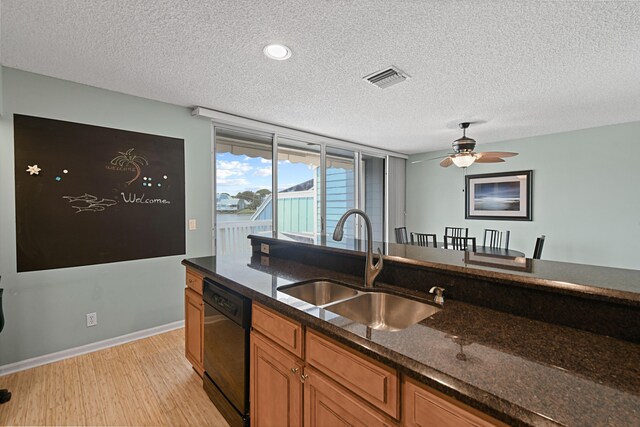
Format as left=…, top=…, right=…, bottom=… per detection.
left=278, top=279, right=441, bottom=331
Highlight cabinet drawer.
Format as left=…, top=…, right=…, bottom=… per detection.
left=306, top=330, right=398, bottom=419
left=305, top=366, right=398, bottom=427
left=252, top=303, right=303, bottom=359
left=403, top=377, right=504, bottom=427
left=185, top=269, right=203, bottom=295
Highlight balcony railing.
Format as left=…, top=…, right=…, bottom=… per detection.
left=216, top=220, right=272, bottom=255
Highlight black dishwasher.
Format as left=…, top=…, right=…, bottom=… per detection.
left=202, top=278, right=251, bottom=427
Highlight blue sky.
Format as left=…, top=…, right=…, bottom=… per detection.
left=216, top=152, right=314, bottom=196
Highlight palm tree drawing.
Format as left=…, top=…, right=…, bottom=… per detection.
left=110, top=148, right=149, bottom=185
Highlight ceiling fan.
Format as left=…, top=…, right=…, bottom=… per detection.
left=416, top=122, right=518, bottom=168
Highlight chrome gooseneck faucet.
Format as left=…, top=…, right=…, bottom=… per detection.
left=332, top=209, right=383, bottom=288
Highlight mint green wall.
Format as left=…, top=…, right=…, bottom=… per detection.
left=407, top=122, right=640, bottom=270
left=0, top=66, right=4, bottom=115
left=0, top=68, right=212, bottom=366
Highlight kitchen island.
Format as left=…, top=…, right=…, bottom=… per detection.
left=182, top=236, right=640, bottom=427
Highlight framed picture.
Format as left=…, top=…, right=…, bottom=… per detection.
left=465, top=170, right=532, bottom=221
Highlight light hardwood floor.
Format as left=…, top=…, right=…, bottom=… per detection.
left=0, top=328, right=229, bottom=426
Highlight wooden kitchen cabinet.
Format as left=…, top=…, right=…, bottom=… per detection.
left=402, top=377, right=505, bottom=427
left=250, top=330, right=303, bottom=427
left=184, top=268, right=204, bottom=376
left=249, top=302, right=499, bottom=427
left=304, top=366, right=397, bottom=427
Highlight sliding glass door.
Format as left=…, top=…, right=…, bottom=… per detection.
left=325, top=147, right=357, bottom=242
left=211, top=121, right=398, bottom=254
left=361, top=154, right=385, bottom=243
left=276, top=139, right=321, bottom=243
left=214, top=127, right=273, bottom=256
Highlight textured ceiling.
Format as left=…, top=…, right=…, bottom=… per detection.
left=1, top=0, right=639, bottom=154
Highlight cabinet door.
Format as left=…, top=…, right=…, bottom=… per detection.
left=304, top=366, right=397, bottom=427
left=250, top=331, right=303, bottom=427
left=184, top=287, right=204, bottom=376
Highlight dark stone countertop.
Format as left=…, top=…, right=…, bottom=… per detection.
left=183, top=254, right=640, bottom=427
left=250, top=232, right=640, bottom=307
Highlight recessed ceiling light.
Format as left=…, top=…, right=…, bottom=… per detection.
left=263, top=44, right=292, bottom=60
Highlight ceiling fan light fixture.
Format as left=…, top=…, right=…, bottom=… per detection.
left=451, top=154, right=476, bottom=168
left=436, top=121, right=519, bottom=168
left=452, top=123, right=476, bottom=153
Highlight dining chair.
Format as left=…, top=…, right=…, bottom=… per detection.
left=394, top=227, right=409, bottom=244
left=411, top=232, right=437, bottom=248
left=533, top=235, right=546, bottom=259
left=483, top=229, right=510, bottom=250
left=444, top=236, right=477, bottom=252
left=444, top=227, right=468, bottom=239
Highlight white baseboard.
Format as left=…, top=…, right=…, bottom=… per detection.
left=0, top=320, right=185, bottom=377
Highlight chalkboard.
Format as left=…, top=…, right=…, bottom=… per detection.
left=14, top=114, right=186, bottom=272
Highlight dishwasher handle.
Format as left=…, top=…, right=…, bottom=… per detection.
left=212, top=294, right=238, bottom=317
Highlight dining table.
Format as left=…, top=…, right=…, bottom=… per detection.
left=409, top=241, right=526, bottom=258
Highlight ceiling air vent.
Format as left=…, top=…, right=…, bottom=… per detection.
left=363, top=66, right=408, bottom=89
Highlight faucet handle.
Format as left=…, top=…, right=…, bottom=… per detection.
left=429, top=286, right=445, bottom=305
left=374, top=248, right=384, bottom=270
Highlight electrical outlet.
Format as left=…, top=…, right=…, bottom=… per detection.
left=188, top=219, right=197, bottom=230
left=86, top=312, right=98, bottom=327
left=261, top=243, right=270, bottom=254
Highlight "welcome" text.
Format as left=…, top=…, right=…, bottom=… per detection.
left=121, top=193, right=171, bottom=204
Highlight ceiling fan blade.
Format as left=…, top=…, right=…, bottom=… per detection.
left=412, top=156, right=444, bottom=164
left=440, top=157, right=454, bottom=167
left=476, top=151, right=518, bottom=159
left=475, top=157, right=505, bottom=163
left=412, top=154, right=454, bottom=164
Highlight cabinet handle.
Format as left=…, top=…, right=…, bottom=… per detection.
left=300, top=373, right=309, bottom=383
left=291, top=367, right=299, bottom=374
